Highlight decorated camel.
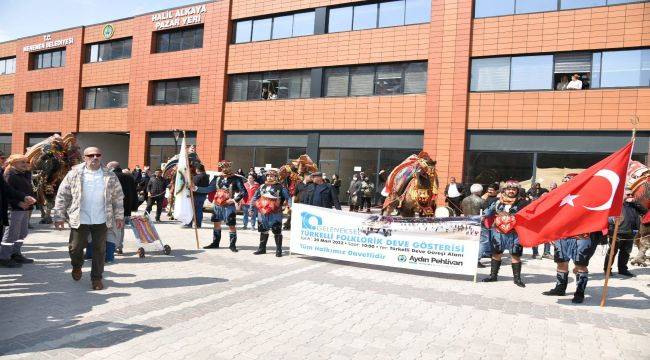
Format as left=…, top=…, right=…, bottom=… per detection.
left=279, top=154, right=318, bottom=229
left=26, top=134, right=82, bottom=223
left=381, top=152, right=439, bottom=217
left=626, top=160, right=650, bottom=266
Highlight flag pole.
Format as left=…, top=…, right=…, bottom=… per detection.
left=600, top=217, right=620, bottom=307
left=600, top=115, right=638, bottom=307
left=182, top=131, right=200, bottom=250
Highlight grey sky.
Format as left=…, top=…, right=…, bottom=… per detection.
left=0, top=0, right=205, bottom=42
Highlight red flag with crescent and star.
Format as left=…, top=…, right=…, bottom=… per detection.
left=515, top=141, right=634, bottom=247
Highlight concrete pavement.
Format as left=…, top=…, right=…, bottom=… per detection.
left=0, top=210, right=648, bottom=359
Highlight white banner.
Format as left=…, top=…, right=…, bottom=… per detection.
left=290, top=204, right=481, bottom=276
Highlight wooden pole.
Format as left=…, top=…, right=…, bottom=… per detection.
left=181, top=131, right=201, bottom=250
left=600, top=217, right=620, bottom=307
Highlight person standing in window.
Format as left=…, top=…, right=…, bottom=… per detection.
left=566, top=74, right=583, bottom=90
left=556, top=75, right=569, bottom=90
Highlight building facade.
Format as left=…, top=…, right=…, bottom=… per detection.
left=0, top=0, right=648, bottom=201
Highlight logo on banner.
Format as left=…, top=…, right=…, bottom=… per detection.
left=301, top=212, right=322, bottom=230
left=397, top=255, right=407, bottom=263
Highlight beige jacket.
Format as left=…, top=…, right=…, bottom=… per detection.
left=53, top=163, right=125, bottom=229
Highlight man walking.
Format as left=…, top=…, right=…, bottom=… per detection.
left=53, top=147, right=124, bottom=290
left=146, top=169, right=167, bottom=222
left=308, top=172, right=341, bottom=210
left=106, top=161, right=138, bottom=255
left=603, top=190, right=645, bottom=277
left=0, top=155, right=37, bottom=267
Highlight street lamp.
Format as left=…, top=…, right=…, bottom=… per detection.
left=172, top=129, right=181, bottom=153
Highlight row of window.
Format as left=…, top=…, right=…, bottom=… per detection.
left=475, top=0, right=646, bottom=19
left=153, top=78, right=200, bottom=105
left=156, top=26, right=203, bottom=53
left=0, top=57, right=16, bottom=75
left=84, top=85, right=129, bottom=109
left=86, top=38, right=132, bottom=63
left=328, top=0, right=430, bottom=33
left=32, top=49, right=66, bottom=70
left=233, top=0, right=431, bottom=44
left=229, top=70, right=312, bottom=101
left=470, top=48, right=650, bottom=92
left=0, top=95, right=13, bottom=114
left=30, top=90, right=64, bottom=112
left=325, top=62, right=427, bottom=97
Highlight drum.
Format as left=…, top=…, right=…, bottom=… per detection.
left=434, top=206, right=455, bottom=217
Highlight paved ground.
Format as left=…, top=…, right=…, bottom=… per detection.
left=1, top=210, right=649, bottom=360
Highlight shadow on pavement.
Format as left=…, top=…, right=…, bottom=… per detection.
left=557, top=285, right=650, bottom=309
left=105, top=276, right=227, bottom=289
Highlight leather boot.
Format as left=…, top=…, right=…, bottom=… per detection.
left=274, top=234, right=283, bottom=257
left=572, top=272, right=588, bottom=304
left=543, top=271, right=568, bottom=296
left=481, top=259, right=501, bottom=282
left=253, top=233, right=268, bottom=255
left=229, top=232, right=238, bottom=252
left=204, top=229, right=221, bottom=249
left=512, top=262, right=525, bottom=288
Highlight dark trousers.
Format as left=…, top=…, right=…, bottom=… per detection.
left=69, top=224, right=107, bottom=280
left=447, top=196, right=463, bottom=215
left=146, top=196, right=164, bottom=220
left=604, top=237, right=634, bottom=272
left=361, top=197, right=372, bottom=211
left=189, top=194, right=206, bottom=227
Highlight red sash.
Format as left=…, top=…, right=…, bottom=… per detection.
left=256, top=196, right=280, bottom=215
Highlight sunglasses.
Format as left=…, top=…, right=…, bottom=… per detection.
left=626, top=194, right=633, bottom=197
left=85, top=154, right=102, bottom=158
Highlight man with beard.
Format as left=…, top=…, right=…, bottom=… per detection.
left=250, top=169, right=291, bottom=257
left=195, top=160, right=246, bottom=252
left=482, top=180, right=529, bottom=287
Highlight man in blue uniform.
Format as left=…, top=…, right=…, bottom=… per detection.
left=195, top=160, right=246, bottom=252
left=250, top=169, right=291, bottom=257
left=482, top=180, right=529, bottom=287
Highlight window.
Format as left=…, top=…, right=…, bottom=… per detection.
left=470, top=57, right=510, bottom=91
left=474, top=0, right=515, bottom=18
left=353, top=4, right=378, bottom=30
left=405, top=0, right=431, bottom=25
left=328, top=7, right=353, bottom=33
left=155, top=26, right=203, bottom=53
left=84, top=84, right=129, bottom=109
left=379, top=1, right=405, bottom=28
left=32, top=49, right=65, bottom=70
left=278, top=70, right=304, bottom=99
left=29, top=90, right=63, bottom=112
left=247, top=74, right=263, bottom=100
left=375, top=64, right=403, bottom=95
left=515, top=0, right=558, bottom=14
left=0, top=57, right=16, bottom=75
left=292, top=12, right=315, bottom=37
left=229, top=75, right=248, bottom=101
left=597, top=49, right=650, bottom=88
left=252, top=18, right=272, bottom=41
left=234, top=20, right=252, bottom=43
left=152, top=78, right=200, bottom=105
left=509, top=55, right=553, bottom=90
left=560, top=0, right=606, bottom=10
left=324, top=67, right=350, bottom=97
left=465, top=151, right=534, bottom=186
left=272, top=15, right=293, bottom=39
left=0, top=95, right=13, bottom=114
left=404, top=62, right=427, bottom=93
left=554, top=52, right=592, bottom=90
left=148, top=131, right=197, bottom=169
left=350, top=66, right=375, bottom=96
left=86, top=38, right=132, bottom=63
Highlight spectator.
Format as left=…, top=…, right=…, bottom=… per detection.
left=359, top=176, right=375, bottom=213
left=603, top=190, right=645, bottom=277
left=548, top=182, right=558, bottom=191
left=133, top=165, right=142, bottom=184
left=106, top=161, right=138, bottom=256
left=241, top=174, right=260, bottom=230
left=331, top=174, right=341, bottom=196
left=566, top=74, right=583, bottom=90
left=137, top=168, right=151, bottom=207
left=556, top=75, right=569, bottom=90
left=187, top=164, right=209, bottom=228
left=527, top=182, right=548, bottom=200
left=461, top=184, right=484, bottom=216
left=0, top=155, right=37, bottom=267
left=445, top=177, right=465, bottom=215
left=53, top=147, right=124, bottom=291
left=377, top=169, right=388, bottom=205
left=347, top=174, right=362, bottom=212
left=146, top=169, right=167, bottom=222
left=236, top=168, right=245, bottom=177
left=481, top=183, right=499, bottom=208
left=295, top=174, right=314, bottom=204
left=308, top=172, right=341, bottom=210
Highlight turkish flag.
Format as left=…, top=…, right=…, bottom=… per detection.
left=515, top=141, right=633, bottom=247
